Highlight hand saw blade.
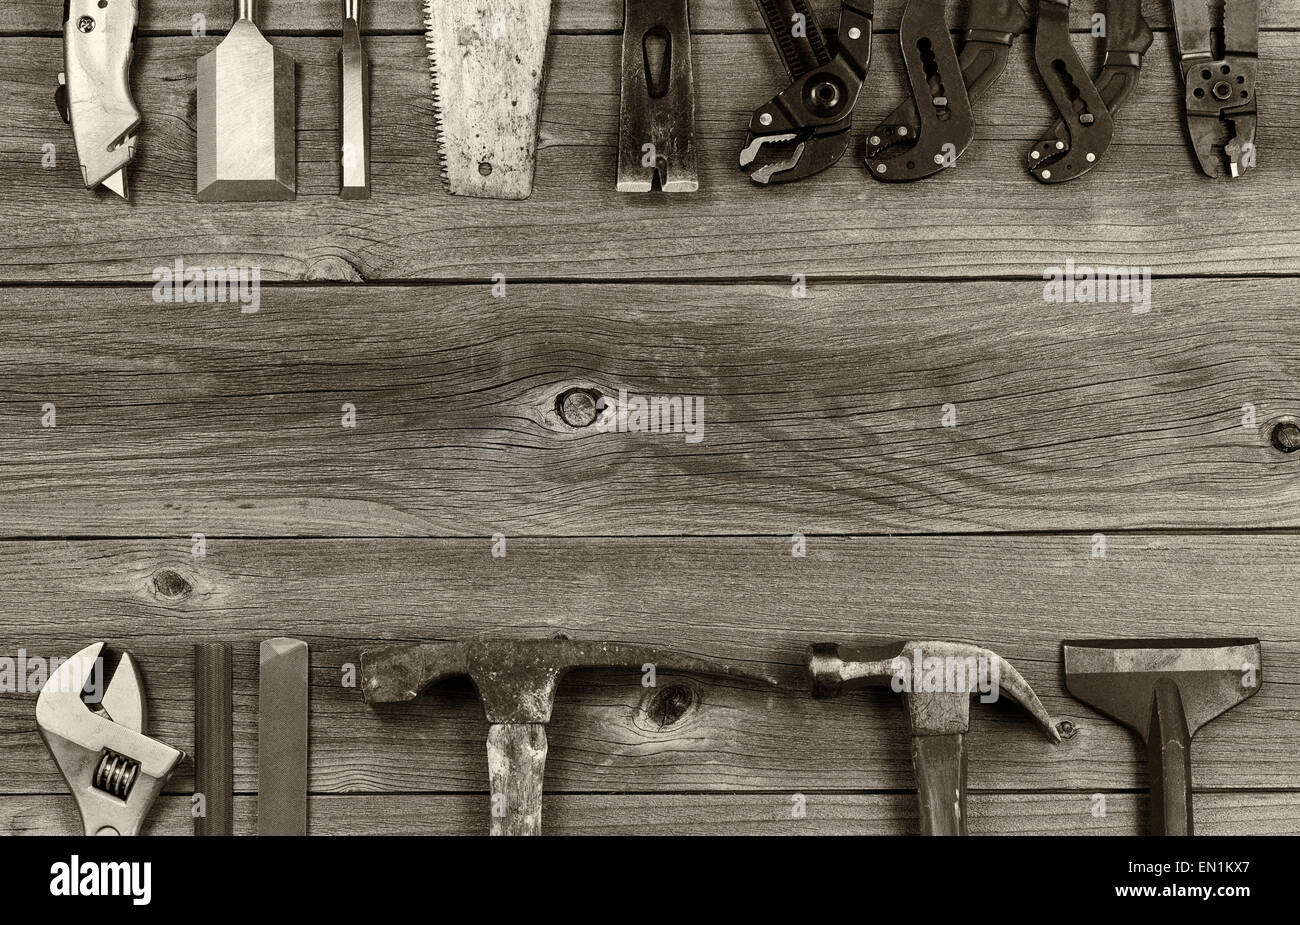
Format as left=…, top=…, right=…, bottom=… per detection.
left=756, top=0, right=830, bottom=81
left=425, top=0, right=554, bottom=199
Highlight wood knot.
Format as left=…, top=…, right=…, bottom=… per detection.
left=645, top=683, right=695, bottom=728
left=1270, top=420, right=1300, bottom=453
left=150, top=568, right=193, bottom=602
left=555, top=388, right=602, bottom=428
left=1056, top=719, right=1078, bottom=740
left=304, top=254, right=365, bottom=282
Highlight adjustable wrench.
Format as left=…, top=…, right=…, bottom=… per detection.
left=36, top=642, right=184, bottom=836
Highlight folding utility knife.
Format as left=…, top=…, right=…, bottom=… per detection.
left=55, top=0, right=140, bottom=198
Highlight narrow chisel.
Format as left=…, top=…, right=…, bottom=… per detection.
left=194, top=643, right=234, bottom=836
left=258, top=637, right=309, bottom=835
left=339, top=0, right=371, bottom=198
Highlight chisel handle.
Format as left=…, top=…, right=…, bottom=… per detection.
left=912, top=733, right=967, bottom=836
left=1148, top=677, right=1194, bottom=836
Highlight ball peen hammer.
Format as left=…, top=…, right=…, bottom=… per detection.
left=808, top=639, right=1060, bottom=835
left=361, top=638, right=778, bottom=835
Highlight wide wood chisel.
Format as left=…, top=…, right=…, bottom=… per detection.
left=197, top=0, right=297, bottom=201
left=258, top=637, right=309, bottom=835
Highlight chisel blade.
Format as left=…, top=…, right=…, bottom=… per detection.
left=258, top=637, right=309, bottom=835
left=339, top=0, right=371, bottom=199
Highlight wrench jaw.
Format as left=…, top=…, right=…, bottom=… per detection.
left=35, top=643, right=184, bottom=836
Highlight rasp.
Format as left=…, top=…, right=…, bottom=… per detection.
left=258, top=637, right=309, bottom=836
left=425, top=0, right=554, bottom=199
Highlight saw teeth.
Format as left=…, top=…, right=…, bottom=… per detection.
left=424, top=0, right=450, bottom=190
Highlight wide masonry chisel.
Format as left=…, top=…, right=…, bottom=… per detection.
left=424, top=0, right=554, bottom=199
left=1063, top=638, right=1262, bottom=835
left=258, top=637, right=309, bottom=835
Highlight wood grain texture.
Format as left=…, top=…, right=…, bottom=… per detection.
left=4, top=0, right=1290, bottom=36
left=4, top=792, right=1297, bottom=836
left=0, top=536, right=1294, bottom=802
left=1, top=33, right=1297, bottom=280
left=0, top=283, right=1296, bottom=535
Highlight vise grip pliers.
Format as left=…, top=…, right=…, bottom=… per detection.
left=36, top=642, right=184, bottom=835
left=1171, top=0, right=1257, bottom=177
left=740, top=0, right=873, bottom=184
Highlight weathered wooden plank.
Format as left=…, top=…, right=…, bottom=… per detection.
left=4, top=791, right=1295, bottom=836
left=2, top=1, right=1290, bottom=36
left=0, top=536, right=1294, bottom=795
left=0, top=284, right=1296, bottom=535
left=1, top=33, right=1297, bottom=280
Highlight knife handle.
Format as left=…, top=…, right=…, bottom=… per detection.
left=61, top=0, right=140, bottom=187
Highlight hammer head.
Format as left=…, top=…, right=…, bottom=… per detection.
left=361, top=638, right=777, bottom=724
left=1063, top=638, right=1262, bottom=740
left=197, top=20, right=296, bottom=201
left=808, top=640, right=1060, bottom=742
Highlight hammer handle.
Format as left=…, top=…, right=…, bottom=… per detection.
left=912, top=733, right=967, bottom=836
left=487, top=724, right=547, bottom=836
left=1148, top=678, right=1194, bottom=836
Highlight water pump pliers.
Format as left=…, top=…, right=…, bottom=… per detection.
left=1028, top=0, right=1151, bottom=183
left=866, top=0, right=1028, bottom=181
left=740, top=0, right=874, bottom=184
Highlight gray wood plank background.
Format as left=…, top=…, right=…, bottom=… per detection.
left=0, top=0, right=1295, bottom=835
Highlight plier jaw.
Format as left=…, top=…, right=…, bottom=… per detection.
left=741, top=2, right=872, bottom=185
left=1184, top=59, right=1257, bottom=178
left=740, top=98, right=851, bottom=185
left=1171, top=0, right=1258, bottom=178
left=35, top=643, right=184, bottom=836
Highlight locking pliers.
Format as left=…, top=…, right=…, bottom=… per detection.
left=36, top=642, right=184, bottom=836
left=1171, top=0, right=1258, bottom=177
left=740, top=0, right=873, bottom=184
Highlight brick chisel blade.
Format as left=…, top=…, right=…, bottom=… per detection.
left=258, top=637, right=309, bottom=835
